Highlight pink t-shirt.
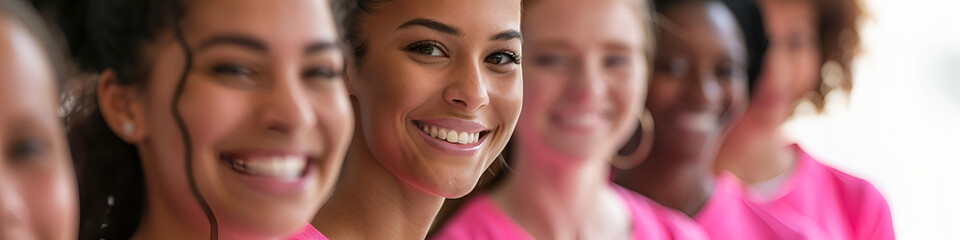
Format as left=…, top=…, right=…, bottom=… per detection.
left=432, top=184, right=708, bottom=240
left=696, top=145, right=895, bottom=240
left=741, top=145, right=895, bottom=240
left=287, top=224, right=328, bottom=240
left=695, top=172, right=817, bottom=239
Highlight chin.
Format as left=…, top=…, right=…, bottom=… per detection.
left=404, top=164, right=485, bottom=199
left=220, top=207, right=310, bottom=238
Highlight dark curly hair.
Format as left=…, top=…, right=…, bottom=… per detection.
left=809, top=0, right=862, bottom=111
left=49, top=0, right=191, bottom=239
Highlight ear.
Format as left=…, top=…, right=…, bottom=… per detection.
left=98, top=70, right=148, bottom=143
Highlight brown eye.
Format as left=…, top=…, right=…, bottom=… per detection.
left=716, top=65, right=735, bottom=79
left=484, top=51, right=520, bottom=65
left=303, top=67, right=339, bottom=81
left=655, top=57, right=689, bottom=78
left=604, top=55, right=630, bottom=68
left=212, top=64, right=256, bottom=77
left=8, top=137, right=49, bottom=163
left=533, top=54, right=565, bottom=68
left=404, top=41, right=448, bottom=57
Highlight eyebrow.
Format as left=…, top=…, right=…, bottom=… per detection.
left=305, top=41, right=340, bottom=55
left=197, top=34, right=268, bottom=52
left=196, top=34, right=340, bottom=56
left=490, top=30, right=522, bottom=41
left=396, top=18, right=463, bottom=37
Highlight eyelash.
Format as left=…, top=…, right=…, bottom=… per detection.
left=404, top=40, right=448, bottom=57
left=212, top=64, right=256, bottom=77
left=303, top=67, right=340, bottom=80
left=403, top=40, right=521, bottom=69
left=8, top=137, right=49, bottom=162
left=487, top=50, right=522, bottom=65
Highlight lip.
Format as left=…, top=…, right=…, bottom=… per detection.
left=413, top=118, right=488, bottom=133
left=218, top=150, right=317, bottom=195
left=411, top=118, right=491, bottom=156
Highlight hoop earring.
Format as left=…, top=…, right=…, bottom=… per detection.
left=612, top=108, right=655, bottom=170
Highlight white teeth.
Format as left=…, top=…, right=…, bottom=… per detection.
left=678, top=113, right=716, bottom=132
left=571, top=115, right=597, bottom=127
left=418, top=123, right=482, bottom=145
left=446, top=130, right=459, bottom=143
left=231, top=155, right=307, bottom=181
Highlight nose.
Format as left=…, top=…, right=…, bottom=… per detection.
left=566, top=59, right=606, bottom=105
left=443, top=62, right=490, bottom=112
left=258, top=70, right=318, bottom=134
left=684, top=68, right=724, bottom=111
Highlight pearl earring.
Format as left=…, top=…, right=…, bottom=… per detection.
left=123, top=122, right=135, bottom=136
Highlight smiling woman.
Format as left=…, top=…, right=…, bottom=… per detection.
left=0, top=0, right=75, bottom=239
left=59, top=0, right=352, bottom=239
left=429, top=0, right=708, bottom=239
left=312, top=0, right=523, bottom=239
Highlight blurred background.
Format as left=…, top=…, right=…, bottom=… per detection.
left=782, top=0, right=960, bottom=239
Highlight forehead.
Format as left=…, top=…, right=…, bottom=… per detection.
left=659, top=1, right=744, bottom=57
left=758, top=0, right=816, bottom=35
left=368, top=0, right=521, bottom=37
left=185, top=0, right=339, bottom=47
left=0, top=16, right=57, bottom=123
left=521, top=0, right=645, bottom=50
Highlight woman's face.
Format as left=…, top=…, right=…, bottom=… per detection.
left=116, top=0, right=352, bottom=237
left=747, top=0, right=821, bottom=130
left=517, top=0, right=648, bottom=162
left=646, top=2, right=749, bottom=159
left=0, top=16, right=76, bottom=240
left=349, top=0, right=522, bottom=198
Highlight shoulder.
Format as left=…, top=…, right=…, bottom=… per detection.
left=431, top=194, right=531, bottom=240
left=796, top=148, right=895, bottom=239
left=612, top=184, right=709, bottom=240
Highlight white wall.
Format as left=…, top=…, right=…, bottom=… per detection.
left=782, top=0, right=960, bottom=239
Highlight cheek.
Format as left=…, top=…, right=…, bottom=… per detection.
left=518, top=73, right=563, bottom=127
left=722, top=79, right=750, bottom=121
left=315, top=89, right=354, bottom=143
left=795, top=50, right=822, bottom=96
left=12, top=161, right=77, bottom=239
left=314, top=87, right=354, bottom=158
left=610, top=78, right=643, bottom=130
left=355, top=59, right=440, bottom=160
left=645, top=78, right=681, bottom=115
left=491, top=72, right=523, bottom=121
left=182, top=85, right=250, bottom=144
left=357, top=59, right=434, bottom=121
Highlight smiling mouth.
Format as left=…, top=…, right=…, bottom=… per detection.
left=220, top=153, right=315, bottom=181
left=413, top=121, right=490, bottom=145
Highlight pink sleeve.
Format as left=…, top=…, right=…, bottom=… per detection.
left=851, top=182, right=895, bottom=240
left=431, top=194, right=533, bottom=240
left=287, top=224, right=328, bottom=240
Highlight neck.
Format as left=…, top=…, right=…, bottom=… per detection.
left=132, top=200, right=201, bottom=240
left=313, top=132, right=444, bottom=240
left=615, top=141, right=716, bottom=216
left=716, top=122, right=796, bottom=184
left=133, top=151, right=284, bottom=240
left=493, top=147, right=630, bottom=240
left=132, top=148, right=211, bottom=240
